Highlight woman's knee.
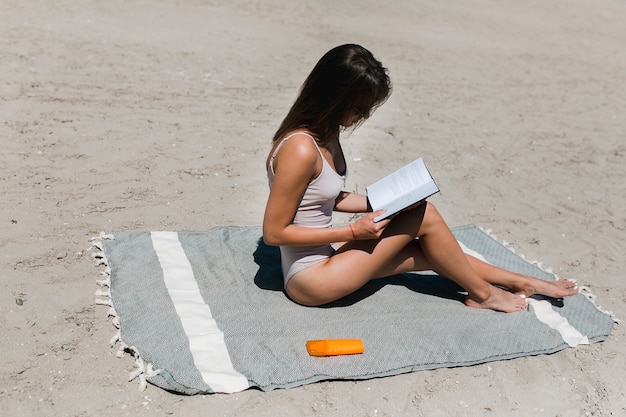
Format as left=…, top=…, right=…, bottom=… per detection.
left=421, top=201, right=445, bottom=228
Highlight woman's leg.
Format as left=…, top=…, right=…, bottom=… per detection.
left=464, top=255, right=579, bottom=298
left=286, top=202, right=527, bottom=312
left=387, top=203, right=528, bottom=311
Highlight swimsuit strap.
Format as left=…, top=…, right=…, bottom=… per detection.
left=269, top=132, right=322, bottom=173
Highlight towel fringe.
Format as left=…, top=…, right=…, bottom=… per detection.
left=479, top=226, right=619, bottom=324
left=90, top=232, right=163, bottom=392
left=579, top=285, right=620, bottom=324
left=110, top=329, right=121, bottom=347
left=95, top=298, right=112, bottom=306
left=126, top=347, right=162, bottom=391
left=95, top=288, right=111, bottom=298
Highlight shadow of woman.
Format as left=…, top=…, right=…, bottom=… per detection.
left=252, top=238, right=467, bottom=307
left=252, top=237, right=285, bottom=292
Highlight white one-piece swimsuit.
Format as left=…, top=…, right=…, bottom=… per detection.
left=267, top=132, right=346, bottom=285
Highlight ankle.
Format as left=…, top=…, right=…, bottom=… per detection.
left=468, top=285, right=492, bottom=303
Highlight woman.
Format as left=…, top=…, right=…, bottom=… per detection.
left=263, top=44, right=578, bottom=312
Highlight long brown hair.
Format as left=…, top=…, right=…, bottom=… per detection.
left=272, top=44, right=392, bottom=146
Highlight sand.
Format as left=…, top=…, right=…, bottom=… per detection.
left=2, top=0, right=625, bottom=416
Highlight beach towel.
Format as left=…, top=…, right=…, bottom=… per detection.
left=92, top=225, right=614, bottom=394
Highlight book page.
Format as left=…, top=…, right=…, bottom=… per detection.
left=371, top=182, right=439, bottom=222
left=367, top=158, right=431, bottom=210
left=366, top=157, right=439, bottom=222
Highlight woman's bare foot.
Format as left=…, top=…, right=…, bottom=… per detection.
left=465, top=286, right=527, bottom=313
left=512, top=277, right=579, bottom=299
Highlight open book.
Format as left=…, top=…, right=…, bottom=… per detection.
left=366, top=157, right=439, bottom=223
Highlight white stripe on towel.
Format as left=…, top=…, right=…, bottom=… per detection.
left=526, top=298, right=589, bottom=347
left=151, top=231, right=250, bottom=393
left=458, top=241, right=589, bottom=348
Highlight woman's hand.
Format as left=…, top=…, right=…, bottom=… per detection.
left=350, top=210, right=391, bottom=240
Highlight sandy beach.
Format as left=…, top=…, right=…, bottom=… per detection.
left=2, top=0, right=625, bottom=415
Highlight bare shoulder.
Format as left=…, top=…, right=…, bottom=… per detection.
left=279, top=132, right=318, bottom=157
left=271, top=132, right=320, bottom=174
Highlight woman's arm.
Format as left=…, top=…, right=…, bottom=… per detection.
left=263, top=135, right=354, bottom=246
left=334, top=191, right=372, bottom=213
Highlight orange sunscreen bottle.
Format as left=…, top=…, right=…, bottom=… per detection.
left=306, top=339, right=365, bottom=356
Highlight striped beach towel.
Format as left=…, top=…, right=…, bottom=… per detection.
left=93, top=225, right=614, bottom=394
